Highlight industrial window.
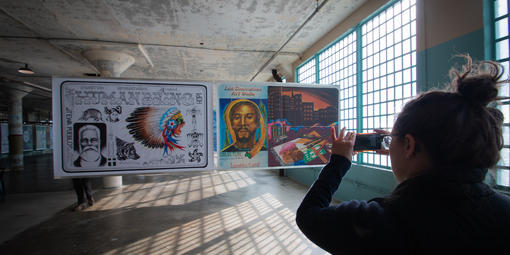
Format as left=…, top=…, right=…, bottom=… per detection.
left=491, top=0, right=510, bottom=188
left=319, top=31, right=358, bottom=161
left=361, top=0, right=417, bottom=168
left=296, top=58, right=316, bottom=84
left=296, top=0, right=416, bottom=169
left=319, top=32, right=358, bottom=133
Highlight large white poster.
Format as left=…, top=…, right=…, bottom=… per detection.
left=52, top=78, right=213, bottom=178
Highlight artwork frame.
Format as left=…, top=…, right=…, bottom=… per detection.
left=217, top=82, right=339, bottom=170
left=52, top=78, right=213, bottom=178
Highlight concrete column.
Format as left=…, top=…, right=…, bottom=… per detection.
left=83, top=50, right=135, bottom=188
left=82, top=50, right=135, bottom=78
left=7, top=90, right=28, bottom=170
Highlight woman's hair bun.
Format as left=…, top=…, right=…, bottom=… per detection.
left=450, top=55, right=504, bottom=106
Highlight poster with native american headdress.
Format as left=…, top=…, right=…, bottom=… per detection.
left=218, top=84, right=268, bottom=169
left=52, top=78, right=213, bottom=178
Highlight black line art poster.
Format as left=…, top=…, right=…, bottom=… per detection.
left=52, top=78, right=213, bottom=178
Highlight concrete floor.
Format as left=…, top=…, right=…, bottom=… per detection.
left=0, top=154, right=327, bottom=255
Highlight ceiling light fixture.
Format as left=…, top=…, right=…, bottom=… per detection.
left=18, top=64, right=34, bottom=75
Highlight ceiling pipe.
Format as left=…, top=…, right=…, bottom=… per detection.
left=138, top=43, right=154, bottom=68
left=0, top=76, right=51, bottom=93
left=0, top=36, right=300, bottom=56
left=250, top=0, right=329, bottom=81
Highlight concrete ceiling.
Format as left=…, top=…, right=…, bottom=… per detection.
left=0, top=0, right=366, bottom=114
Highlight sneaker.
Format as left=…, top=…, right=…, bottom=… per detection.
left=73, top=202, right=88, bottom=212
left=87, top=197, right=94, bottom=206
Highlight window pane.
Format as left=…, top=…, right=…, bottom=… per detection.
left=500, top=148, right=510, bottom=167
left=496, top=18, right=509, bottom=39
left=496, top=39, right=509, bottom=60
left=297, top=58, right=316, bottom=84
left=496, top=169, right=510, bottom=187
left=495, top=0, right=508, bottom=18
left=503, top=126, right=510, bottom=144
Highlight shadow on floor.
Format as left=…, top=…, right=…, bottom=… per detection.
left=0, top=154, right=325, bottom=254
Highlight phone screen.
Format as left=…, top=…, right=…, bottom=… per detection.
left=353, top=133, right=384, bottom=151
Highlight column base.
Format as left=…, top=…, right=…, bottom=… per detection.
left=8, top=135, right=23, bottom=171
left=8, top=154, right=23, bottom=171
left=103, top=176, right=122, bottom=188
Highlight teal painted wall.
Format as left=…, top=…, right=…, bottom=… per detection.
left=286, top=164, right=397, bottom=201
left=417, top=29, right=485, bottom=92
left=287, top=29, right=485, bottom=202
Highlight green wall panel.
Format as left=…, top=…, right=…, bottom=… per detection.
left=417, top=29, right=484, bottom=92
left=285, top=167, right=320, bottom=188
left=286, top=164, right=397, bottom=201
left=336, top=164, right=397, bottom=201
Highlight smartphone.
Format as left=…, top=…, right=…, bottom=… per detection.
left=353, top=133, right=385, bottom=152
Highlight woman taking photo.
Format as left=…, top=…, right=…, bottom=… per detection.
left=296, top=56, right=510, bottom=254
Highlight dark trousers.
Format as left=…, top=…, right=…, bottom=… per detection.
left=72, top=178, right=92, bottom=204
left=0, top=170, right=5, bottom=201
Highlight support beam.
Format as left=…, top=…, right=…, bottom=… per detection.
left=7, top=89, right=28, bottom=170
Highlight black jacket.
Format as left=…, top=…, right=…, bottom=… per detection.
left=296, top=155, right=510, bottom=254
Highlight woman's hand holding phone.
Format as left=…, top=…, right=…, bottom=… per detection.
left=373, top=129, right=390, bottom=155
left=331, top=127, right=356, bottom=161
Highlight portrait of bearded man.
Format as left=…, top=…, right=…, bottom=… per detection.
left=221, top=99, right=267, bottom=158
left=73, top=123, right=107, bottom=168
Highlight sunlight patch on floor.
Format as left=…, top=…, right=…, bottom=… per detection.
left=90, top=171, right=256, bottom=211
left=103, top=193, right=320, bottom=255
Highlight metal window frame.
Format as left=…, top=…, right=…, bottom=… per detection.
left=485, top=0, right=510, bottom=189
left=295, top=0, right=414, bottom=169
left=317, top=29, right=360, bottom=162
left=295, top=55, right=317, bottom=84
left=357, top=0, right=416, bottom=169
